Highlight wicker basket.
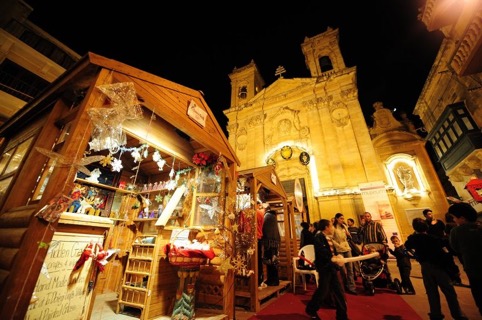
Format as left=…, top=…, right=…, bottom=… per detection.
left=168, top=254, right=207, bottom=268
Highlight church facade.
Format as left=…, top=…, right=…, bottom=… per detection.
left=224, top=27, right=449, bottom=239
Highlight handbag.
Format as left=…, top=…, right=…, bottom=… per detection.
left=348, top=237, right=361, bottom=257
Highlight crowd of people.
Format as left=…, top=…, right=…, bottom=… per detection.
left=254, top=202, right=481, bottom=320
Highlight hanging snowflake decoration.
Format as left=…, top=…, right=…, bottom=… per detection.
left=100, top=154, right=113, bottom=167
left=157, top=159, right=166, bottom=171
left=155, top=194, right=163, bottom=203
left=131, top=149, right=142, bottom=163
left=111, top=158, right=123, bottom=172
left=218, top=257, right=234, bottom=274
left=152, top=150, right=161, bottom=162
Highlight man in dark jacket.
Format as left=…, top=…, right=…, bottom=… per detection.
left=305, top=219, right=348, bottom=320
left=448, top=203, right=482, bottom=316
left=405, top=218, right=467, bottom=320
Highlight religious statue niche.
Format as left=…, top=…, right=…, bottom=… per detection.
left=394, top=164, right=421, bottom=200
left=385, top=153, right=427, bottom=202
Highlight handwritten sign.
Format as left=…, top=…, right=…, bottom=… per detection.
left=26, top=232, right=104, bottom=320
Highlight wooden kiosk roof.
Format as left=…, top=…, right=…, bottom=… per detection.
left=0, top=52, right=240, bottom=169
left=237, top=166, right=287, bottom=200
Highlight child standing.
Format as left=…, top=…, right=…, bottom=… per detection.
left=389, top=235, right=415, bottom=294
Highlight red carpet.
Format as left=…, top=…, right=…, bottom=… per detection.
left=248, top=282, right=422, bottom=320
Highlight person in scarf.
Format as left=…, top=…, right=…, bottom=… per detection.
left=305, top=219, right=348, bottom=320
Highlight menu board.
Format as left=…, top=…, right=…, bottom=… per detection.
left=25, top=232, right=104, bottom=320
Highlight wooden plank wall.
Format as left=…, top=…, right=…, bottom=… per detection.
left=0, top=206, right=36, bottom=288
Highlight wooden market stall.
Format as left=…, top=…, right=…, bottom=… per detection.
left=234, top=166, right=295, bottom=312
left=0, top=52, right=240, bottom=320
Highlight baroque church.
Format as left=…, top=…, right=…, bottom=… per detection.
left=224, top=27, right=449, bottom=239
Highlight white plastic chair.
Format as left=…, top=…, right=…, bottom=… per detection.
left=292, top=244, right=319, bottom=293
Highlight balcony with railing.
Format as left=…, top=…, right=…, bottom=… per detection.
left=0, top=66, right=47, bottom=103
left=4, top=19, right=79, bottom=70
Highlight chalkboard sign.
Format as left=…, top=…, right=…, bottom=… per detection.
left=26, top=232, right=104, bottom=320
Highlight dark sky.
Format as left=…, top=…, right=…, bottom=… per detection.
left=25, top=0, right=443, bottom=131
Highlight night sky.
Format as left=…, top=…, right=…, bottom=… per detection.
left=25, top=0, right=443, bottom=131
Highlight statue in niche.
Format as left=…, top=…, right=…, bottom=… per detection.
left=396, top=166, right=416, bottom=193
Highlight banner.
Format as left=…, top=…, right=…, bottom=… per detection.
left=359, top=181, right=401, bottom=241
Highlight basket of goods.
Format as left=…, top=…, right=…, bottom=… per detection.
left=165, top=243, right=216, bottom=269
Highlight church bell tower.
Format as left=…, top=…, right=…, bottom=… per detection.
left=228, top=59, right=265, bottom=109
left=301, top=27, right=346, bottom=77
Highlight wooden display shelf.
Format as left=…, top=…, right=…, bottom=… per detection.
left=75, top=178, right=137, bottom=194
left=139, top=188, right=168, bottom=194
left=132, top=218, right=158, bottom=223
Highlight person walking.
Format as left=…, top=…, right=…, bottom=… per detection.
left=448, top=202, right=482, bottom=316
left=262, top=206, right=280, bottom=286
left=332, top=213, right=357, bottom=295
left=305, top=219, right=348, bottom=320
left=405, top=217, right=468, bottom=320
left=389, top=235, right=415, bottom=294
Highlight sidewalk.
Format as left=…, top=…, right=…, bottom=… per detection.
left=388, top=258, right=478, bottom=319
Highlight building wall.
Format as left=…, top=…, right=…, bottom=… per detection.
left=0, top=0, right=80, bottom=123
left=415, top=0, right=482, bottom=210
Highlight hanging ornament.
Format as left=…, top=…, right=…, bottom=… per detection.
left=152, top=150, right=161, bottom=162
left=218, top=257, right=234, bottom=274
left=111, top=158, right=123, bottom=172
left=155, top=194, right=163, bottom=203
left=131, top=149, right=142, bottom=163
left=143, top=146, right=149, bottom=159
left=100, top=154, right=113, bottom=167
left=157, top=159, right=166, bottom=171
left=35, top=193, right=73, bottom=223
left=169, top=168, right=175, bottom=179
left=96, top=82, right=143, bottom=120
left=35, top=147, right=105, bottom=176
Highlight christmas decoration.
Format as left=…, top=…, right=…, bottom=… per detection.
left=35, top=193, right=73, bottom=223
left=35, top=147, right=105, bottom=176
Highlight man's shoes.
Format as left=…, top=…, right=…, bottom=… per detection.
left=346, top=289, right=358, bottom=295
left=305, top=308, right=321, bottom=320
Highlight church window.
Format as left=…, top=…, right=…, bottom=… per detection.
left=238, top=86, right=247, bottom=99
left=319, top=56, right=333, bottom=72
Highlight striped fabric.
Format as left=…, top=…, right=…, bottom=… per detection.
left=361, top=221, right=388, bottom=245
